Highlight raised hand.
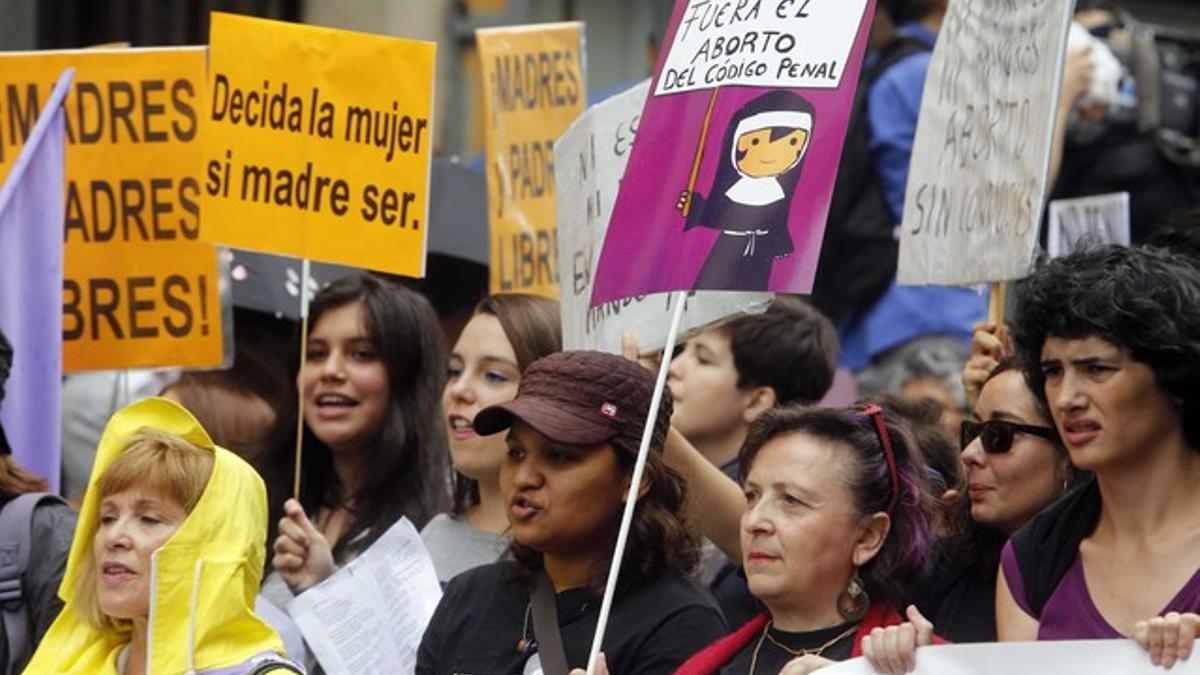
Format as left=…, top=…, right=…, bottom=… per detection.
left=677, top=189, right=692, bottom=214
left=272, top=498, right=336, bottom=594
left=962, top=321, right=1012, bottom=411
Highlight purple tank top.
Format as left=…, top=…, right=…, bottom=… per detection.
left=1001, top=539, right=1200, bottom=640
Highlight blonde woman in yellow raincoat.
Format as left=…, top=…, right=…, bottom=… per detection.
left=25, top=398, right=302, bottom=675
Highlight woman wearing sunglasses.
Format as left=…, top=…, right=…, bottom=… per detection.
left=999, top=246, right=1200, bottom=668
left=960, top=359, right=1074, bottom=536
left=909, top=357, right=1077, bottom=646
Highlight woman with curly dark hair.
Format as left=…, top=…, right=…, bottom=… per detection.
left=417, top=350, right=726, bottom=675
left=999, top=245, right=1200, bottom=668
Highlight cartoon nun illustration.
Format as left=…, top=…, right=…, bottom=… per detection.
left=677, top=90, right=815, bottom=290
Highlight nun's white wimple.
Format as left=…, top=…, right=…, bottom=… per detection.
left=734, top=111, right=813, bottom=137
left=724, top=109, right=813, bottom=206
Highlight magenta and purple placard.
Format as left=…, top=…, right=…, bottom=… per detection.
left=591, top=0, right=876, bottom=305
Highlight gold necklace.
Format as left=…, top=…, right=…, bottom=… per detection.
left=748, top=620, right=860, bottom=674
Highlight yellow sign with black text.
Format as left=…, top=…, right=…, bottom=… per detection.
left=201, top=13, right=435, bottom=277
left=477, top=22, right=586, bottom=297
left=0, top=47, right=224, bottom=372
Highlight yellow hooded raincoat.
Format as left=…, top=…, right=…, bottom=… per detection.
left=25, top=398, right=287, bottom=674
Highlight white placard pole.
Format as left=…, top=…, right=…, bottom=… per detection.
left=585, top=290, right=688, bottom=675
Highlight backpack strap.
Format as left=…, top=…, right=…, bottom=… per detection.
left=0, top=492, right=65, bottom=673
left=530, top=569, right=569, bottom=675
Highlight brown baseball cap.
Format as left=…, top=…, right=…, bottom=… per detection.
left=473, top=350, right=673, bottom=455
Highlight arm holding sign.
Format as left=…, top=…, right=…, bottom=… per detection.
left=962, top=322, right=1012, bottom=411
left=665, top=417, right=747, bottom=562
left=861, top=605, right=937, bottom=674
left=622, top=334, right=746, bottom=562
left=1048, top=44, right=1095, bottom=190
left=1133, top=613, right=1198, bottom=669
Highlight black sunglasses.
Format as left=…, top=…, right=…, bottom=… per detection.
left=960, top=419, right=1061, bottom=454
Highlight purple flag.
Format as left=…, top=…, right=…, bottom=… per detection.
left=0, top=68, right=73, bottom=491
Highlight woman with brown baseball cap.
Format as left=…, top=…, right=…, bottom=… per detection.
left=417, top=350, right=727, bottom=675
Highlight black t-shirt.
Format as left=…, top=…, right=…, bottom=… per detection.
left=710, top=564, right=763, bottom=630
left=719, top=621, right=857, bottom=675
left=417, top=561, right=728, bottom=675
left=911, top=548, right=997, bottom=643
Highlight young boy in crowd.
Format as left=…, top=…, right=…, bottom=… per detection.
left=668, top=295, right=838, bottom=481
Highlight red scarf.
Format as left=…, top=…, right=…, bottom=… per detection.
left=674, top=603, right=922, bottom=675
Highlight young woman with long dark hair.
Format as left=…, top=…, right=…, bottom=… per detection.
left=261, top=276, right=450, bottom=671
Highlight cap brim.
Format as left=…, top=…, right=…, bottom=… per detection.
left=474, top=396, right=617, bottom=447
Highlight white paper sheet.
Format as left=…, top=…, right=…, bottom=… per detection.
left=289, top=517, right=442, bottom=675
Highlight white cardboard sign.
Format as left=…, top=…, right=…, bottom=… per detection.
left=822, top=640, right=1200, bottom=675
left=897, top=0, right=1074, bottom=285
left=556, top=80, right=771, bottom=354
left=1047, top=191, right=1130, bottom=258
left=654, top=0, right=870, bottom=96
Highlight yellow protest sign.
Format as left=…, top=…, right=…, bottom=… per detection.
left=477, top=22, right=586, bottom=297
left=0, top=47, right=224, bottom=372
left=202, top=13, right=435, bottom=277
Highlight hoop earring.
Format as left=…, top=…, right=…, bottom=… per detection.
left=837, top=571, right=869, bottom=622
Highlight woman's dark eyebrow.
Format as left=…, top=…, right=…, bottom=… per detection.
left=1069, top=357, right=1112, bottom=367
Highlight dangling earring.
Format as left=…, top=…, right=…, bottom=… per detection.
left=837, top=571, right=869, bottom=622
